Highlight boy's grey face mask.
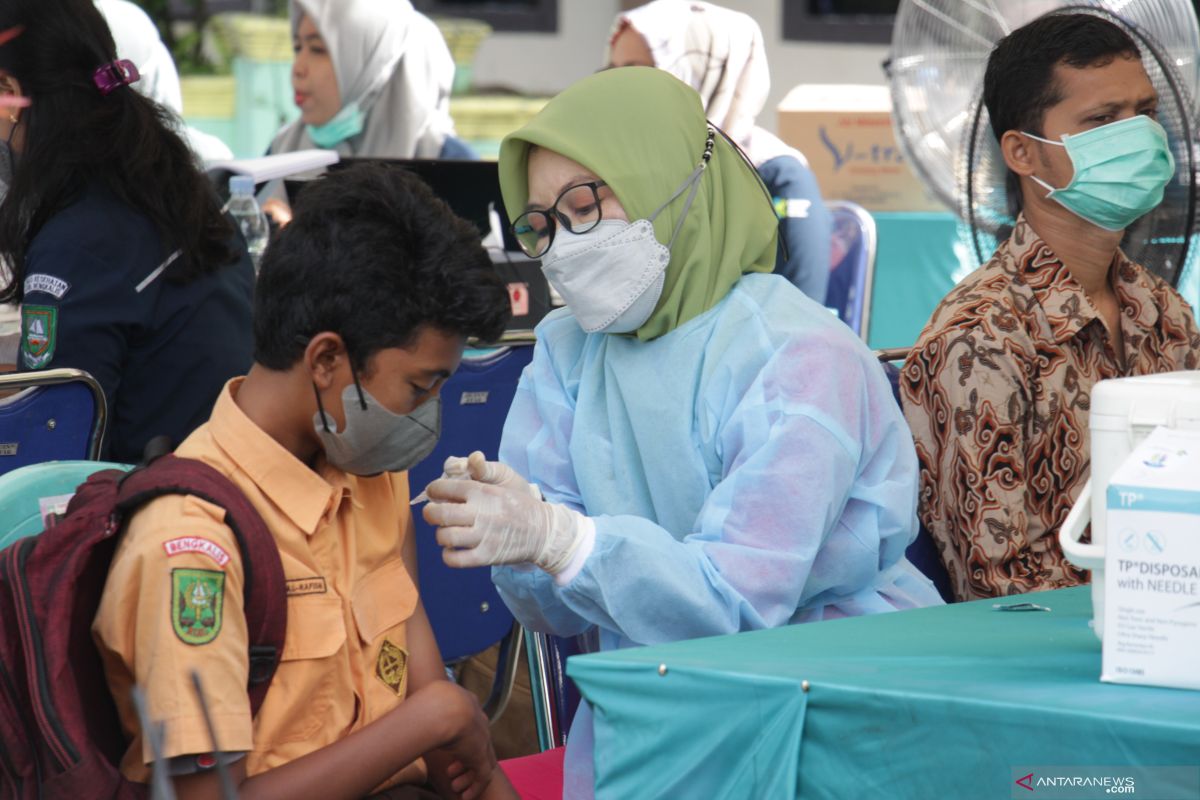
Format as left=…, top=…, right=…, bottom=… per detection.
left=313, top=381, right=441, bottom=476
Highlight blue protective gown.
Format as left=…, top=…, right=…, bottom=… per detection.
left=494, top=273, right=941, bottom=796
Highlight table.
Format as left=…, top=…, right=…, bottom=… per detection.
left=568, top=587, right=1200, bottom=799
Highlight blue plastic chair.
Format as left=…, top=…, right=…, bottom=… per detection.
left=825, top=200, right=878, bottom=341
left=875, top=348, right=956, bottom=603
left=0, top=460, right=129, bottom=549
left=409, top=342, right=536, bottom=720
left=0, top=369, right=107, bottom=478
left=526, top=629, right=600, bottom=751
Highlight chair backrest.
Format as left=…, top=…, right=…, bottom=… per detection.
left=0, top=369, right=107, bottom=477
left=410, top=343, right=535, bottom=662
left=825, top=200, right=878, bottom=341
left=875, top=348, right=956, bottom=603
left=0, top=460, right=130, bottom=549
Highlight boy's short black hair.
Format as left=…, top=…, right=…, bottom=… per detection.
left=983, top=13, right=1141, bottom=142
left=254, top=164, right=511, bottom=373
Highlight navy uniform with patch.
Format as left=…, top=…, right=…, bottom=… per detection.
left=19, top=181, right=254, bottom=462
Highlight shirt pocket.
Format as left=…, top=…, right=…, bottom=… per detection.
left=261, top=594, right=348, bottom=745
left=352, top=558, right=419, bottom=716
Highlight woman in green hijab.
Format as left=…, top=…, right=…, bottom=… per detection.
left=425, top=67, right=940, bottom=795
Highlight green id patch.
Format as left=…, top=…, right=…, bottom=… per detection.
left=172, top=568, right=225, bottom=645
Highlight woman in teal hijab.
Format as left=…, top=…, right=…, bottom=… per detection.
left=425, top=68, right=940, bottom=795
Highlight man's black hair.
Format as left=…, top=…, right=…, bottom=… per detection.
left=253, top=163, right=511, bottom=373
left=984, top=13, right=1141, bottom=141
left=983, top=14, right=1141, bottom=210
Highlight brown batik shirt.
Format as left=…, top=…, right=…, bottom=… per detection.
left=901, top=215, right=1200, bottom=601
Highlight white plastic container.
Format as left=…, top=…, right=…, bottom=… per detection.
left=1101, top=426, right=1200, bottom=689
left=1059, top=371, right=1200, bottom=639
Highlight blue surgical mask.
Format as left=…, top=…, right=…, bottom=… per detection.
left=306, top=101, right=365, bottom=149
left=1023, top=115, right=1175, bottom=231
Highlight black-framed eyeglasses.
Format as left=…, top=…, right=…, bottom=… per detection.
left=511, top=180, right=608, bottom=258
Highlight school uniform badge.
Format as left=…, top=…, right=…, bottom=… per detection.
left=171, top=568, right=225, bottom=645
left=376, top=639, right=408, bottom=696
left=20, top=305, right=57, bottom=369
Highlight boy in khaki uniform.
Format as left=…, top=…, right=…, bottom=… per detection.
left=93, top=165, right=517, bottom=800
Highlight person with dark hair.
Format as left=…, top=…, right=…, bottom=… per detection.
left=0, top=0, right=254, bottom=463
left=902, top=13, right=1200, bottom=601
left=93, top=163, right=516, bottom=799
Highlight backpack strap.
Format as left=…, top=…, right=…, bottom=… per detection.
left=114, top=454, right=287, bottom=716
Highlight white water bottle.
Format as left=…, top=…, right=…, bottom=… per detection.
left=227, top=175, right=269, bottom=273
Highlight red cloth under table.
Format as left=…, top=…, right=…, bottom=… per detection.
left=500, top=746, right=565, bottom=799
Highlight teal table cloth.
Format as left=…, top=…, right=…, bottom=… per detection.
left=567, top=587, right=1200, bottom=799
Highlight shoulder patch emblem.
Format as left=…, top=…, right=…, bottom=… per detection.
left=20, top=305, right=57, bottom=369
left=163, top=537, right=231, bottom=568
left=23, top=273, right=70, bottom=300
left=171, top=568, right=225, bottom=646
left=375, top=639, right=408, bottom=697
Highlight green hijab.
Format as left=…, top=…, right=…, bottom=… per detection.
left=498, top=67, right=778, bottom=341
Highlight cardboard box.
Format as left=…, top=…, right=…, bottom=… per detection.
left=1102, top=426, right=1200, bottom=691
left=777, top=84, right=946, bottom=213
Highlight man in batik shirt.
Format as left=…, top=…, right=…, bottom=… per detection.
left=903, top=13, right=1200, bottom=601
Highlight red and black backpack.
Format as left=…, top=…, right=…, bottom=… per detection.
left=0, top=455, right=286, bottom=799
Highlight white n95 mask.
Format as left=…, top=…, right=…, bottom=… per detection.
left=539, top=128, right=714, bottom=335
left=540, top=219, right=670, bottom=334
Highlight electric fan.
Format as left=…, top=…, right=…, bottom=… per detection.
left=889, top=0, right=1200, bottom=286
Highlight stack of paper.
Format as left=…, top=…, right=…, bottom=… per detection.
left=205, top=149, right=339, bottom=183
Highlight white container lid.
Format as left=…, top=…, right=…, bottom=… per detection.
left=1090, top=371, right=1200, bottom=430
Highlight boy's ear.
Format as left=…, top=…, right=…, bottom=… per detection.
left=304, top=332, right=347, bottom=390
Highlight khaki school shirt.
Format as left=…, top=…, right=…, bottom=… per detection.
left=93, top=378, right=423, bottom=784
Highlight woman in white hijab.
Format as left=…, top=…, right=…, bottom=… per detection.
left=608, top=0, right=831, bottom=303
left=269, top=0, right=468, bottom=160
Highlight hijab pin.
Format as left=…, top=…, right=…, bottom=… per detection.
left=92, top=59, right=140, bottom=96
left=699, top=126, right=716, bottom=170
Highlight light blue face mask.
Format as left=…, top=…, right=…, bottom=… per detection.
left=1023, top=115, right=1175, bottom=232
left=306, top=101, right=365, bottom=149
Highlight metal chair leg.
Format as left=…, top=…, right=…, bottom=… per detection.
left=481, top=621, right=524, bottom=723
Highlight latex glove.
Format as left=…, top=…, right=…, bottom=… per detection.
left=424, top=478, right=583, bottom=574
left=443, top=451, right=534, bottom=494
